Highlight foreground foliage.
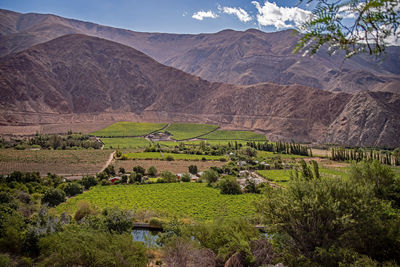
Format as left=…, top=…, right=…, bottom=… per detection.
left=257, top=160, right=400, bottom=266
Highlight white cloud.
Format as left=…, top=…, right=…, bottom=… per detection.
left=192, top=10, right=219, bottom=20
left=251, top=1, right=312, bottom=29
left=220, top=6, right=252, bottom=22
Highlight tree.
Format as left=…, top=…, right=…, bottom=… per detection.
left=81, top=175, right=98, bottom=190
left=102, top=207, right=134, bottom=234
left=189, top=165, right=198, bottom=175
left=202, top=169, right=219, bottom=185
left=133, top=165, right=145, bottom=175
left=181, top=173, right=191, bottom=182
left=295, top=0, right=400, bottom=57
left=41, top=189, right=66, bottom=207
left=160, top=171, right=178, bottom=183
left=63, top=182, right=83, bottom=197
left=218, top=176, right=242, bottom=195
left=147, top=166, right=157, bottom=177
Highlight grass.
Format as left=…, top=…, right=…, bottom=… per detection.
left=91, top=122, right=167, bottom=137
left=54, top=183, right=260, bottom=222
left=202, top=130, right=266, bottom=141
left=165, top=123, right=219, bottom=140
left=122, top=152, right=227, bottom=161
left=256, top=169, right=291, bottom=185
left=0, top=149, right=111, bottom=175
left=101, top=138, right=150, bottom=149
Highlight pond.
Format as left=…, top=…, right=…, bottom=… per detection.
left=131, top=228, right=161, bottom=248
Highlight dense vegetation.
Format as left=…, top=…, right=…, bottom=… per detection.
left=90, top=122, right=167, bottom=137
left=331, top=147, right=400, bottom=166
left=1, top=133, right=102, bottom=150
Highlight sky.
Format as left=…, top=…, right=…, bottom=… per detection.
left=0, top=0, right=313, bottom=34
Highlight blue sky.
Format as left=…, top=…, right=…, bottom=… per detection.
left=0, top=0, right=313, bottom=34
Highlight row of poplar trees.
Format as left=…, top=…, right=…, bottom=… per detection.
left=331, top=147, right=400, bottom=166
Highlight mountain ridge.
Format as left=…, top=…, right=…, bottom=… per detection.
left=1, top=8, right=399, bottom=94
left=0, top=34, right=399, bottom=147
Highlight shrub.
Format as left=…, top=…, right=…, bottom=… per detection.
left=147, top=166, right=158, bottom=177
left=181, top=173, right=191, bottom=182
left=74, top=201, right=96, bottom=222
left=202, top=169, right=219, bottom=185
left=133, top=166, right=146, bottom=175
left=81, top=176, right=98, bottom=190
left=160, top=171, right=178, bottom=183
left=38, top=227, right=147, bottom=267
left=119, top=167, right=126, bottom=174
left=63, top=182, right=83, bottom=197
left=41, top=189, right=66, bottom=207
left=102, top=207, right=134, bottom=234
left=166, top=155, right=174, bottom=161
left=189, top=165, right=198, bottom=175
left=218, top=176, right=242, bottom=195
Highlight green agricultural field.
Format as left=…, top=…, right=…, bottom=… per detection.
left=319, top=166, right=348, bottom=179
left=165, top=123, right=219, bottom=140
left=91, top=122, right=167, bottom=137
left=256, top=169, right=291, bottom=185
left=123, top=152, right=163, bottom=160
left=123, top=152, right=227, bottom=161
left=101, top=138, right=151, bottom=149
left=202, top=130, right=266, bottom=141
left=55, top=183, right=260, bottom=222
left=256, top=151, right=307, bottom=160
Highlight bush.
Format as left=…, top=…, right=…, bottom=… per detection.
left=147, top=166, right=158, bottom=177
left=257, top=175, right=400, bottom=266
left=202, top=169, right=219, bottom=185
left=166, top=155, right=174, bottom=161
left=41, top=188, right=66, bottom=207
left=133, top=166, right=146, bottom=175
left=218, top=176, right=242, bottom=195
left=104, top=165, right=115, bottom=176
left=74, top=201, right=96, bottom=222
left=101, top=180, right=111, bottom=186
left=63, top=182, right=83, bottom=197
left=38, top=227, right=147, bottom=267
left=189, top=165, right=198, bottom=175
left=160, top=171, right=178, bottom=183
left=102, top=207, right=134, bottom=234
left=81, top=175, right=98, bottom=190
left=0, top=254, right=11, bottom=267
left=181, top=173, right=191, bottom=182
left=119, top=167, right=126, bottom=174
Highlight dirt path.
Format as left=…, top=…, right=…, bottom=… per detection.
left=100, top=151, right=115, bottom=172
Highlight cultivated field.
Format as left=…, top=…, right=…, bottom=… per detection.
left=91, top=122, right=167, bottom=137
left=115, top=159, right=225, bottom=174
left=256, top=169, right=291, bottom=185
left=122, top=152, right=227, bottom=161
left=101, top=137, right=150, bottom=149
left=0, top=149, right=111, bottom=176
left=202, top=130, right=266, bottom=141
left=256, top=151, right=307, bottom=160
left=165, top=123, right=219, bottom=140
left=55, top=183, right=260, bottom=221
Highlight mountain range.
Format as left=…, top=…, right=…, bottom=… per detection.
left=0, top=9, right=399, bottom=147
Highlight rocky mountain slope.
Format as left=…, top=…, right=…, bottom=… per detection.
left=1, top=9, right=399, bottom=94
left=0, top=34, right=399, bottom=147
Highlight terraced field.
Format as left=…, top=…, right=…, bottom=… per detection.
left=91, top=122, right=167, bottom=137
left=202, top=130, right=266, bottom=141
left=165, top=123, right=219, bottom=140
left=55, top=183, right=260, bottom=221
left=101, top=138, right=150, bottom=149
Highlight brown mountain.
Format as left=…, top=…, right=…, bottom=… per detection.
left=1, top=9, right=399, bottom=94
left=0, top=34, right=399, bottom=147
